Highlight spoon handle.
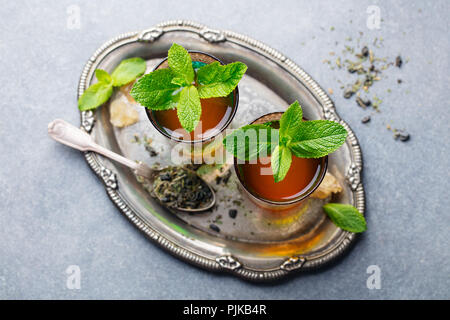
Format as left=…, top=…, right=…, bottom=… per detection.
left=47, top=119, right=138, bottom=170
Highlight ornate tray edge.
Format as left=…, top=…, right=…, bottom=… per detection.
left=77, top=20, right=365, bottom=282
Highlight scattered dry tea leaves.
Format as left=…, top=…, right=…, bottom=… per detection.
left=319, top=30, right=411, bottom=142
left=387, top=126, right=410, bottom=142
left=131, top=133, right=159, bottom=157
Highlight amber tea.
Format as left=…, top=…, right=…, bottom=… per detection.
left=238, top=155, right=325, bottom=202
left=153, top=95, right=234, bottom=141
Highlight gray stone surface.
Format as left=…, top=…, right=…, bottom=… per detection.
left=0, top=0, right=449, bottom=299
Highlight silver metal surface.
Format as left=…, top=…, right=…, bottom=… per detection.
left=77, top=20, right=365, bottom=281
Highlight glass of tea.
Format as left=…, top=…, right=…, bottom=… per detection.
left=146, top=51, right=239, bottom=161
left=234, top=112, right=328, bottom=210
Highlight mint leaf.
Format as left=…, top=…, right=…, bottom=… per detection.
left=288, top=120, right=347, bottom=158
left=130, top=69, right=180, bottom=110
left=271, top=145, right=292, bottom=183
left=95, top=69, right=112, bottom=84
left=223, top=124, right=279, bottom=161
left=197, top=61, right=247, bottom=98
left=111, top=57, right=146, bottom=86
left=279, top=101, right=302, bottom=139
left=323, top=203, right=367, bottom=233
left=168, top=43, right=195, bottom=86
left=78, top=82, right=113, bottom=111
left=177, top=86, right=201, bottom=132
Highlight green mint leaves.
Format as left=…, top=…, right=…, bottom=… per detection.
left=177, top=86, right=201, bottom=132
left=197, top=61, right=248, bottom=99
left=78, top=57, right=146, bottom=111
left=130, top=69, right=180, bottom=110
left=288, top=121, right=348, bottom=158
left=279, top=100, right=303, bottom=138
left=323, top=203, right=367, bottom=233
left=78, top=81, right=114, bottom=111
left=223, top=124, right=279, bottom=161
left=168, top=43, right=195, bottom=86
left=110, top=57, right=147, bottom=87
left=271, top=145, right=292, bottom=182
left=130, top=43, right=247, bottom=132
left=223, top=101, right=348, bottom=182
left=95, top=69, right=112, bottom=84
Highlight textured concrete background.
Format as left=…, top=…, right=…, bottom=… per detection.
left=0, top=0, right=449, bottom=299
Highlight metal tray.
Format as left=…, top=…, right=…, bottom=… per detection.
left=78, top=20, right=365, bottom=281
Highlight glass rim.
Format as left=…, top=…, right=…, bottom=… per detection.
left=145, top=50, right=239, bottom=145
left=233, top=112, right=329, bottom=206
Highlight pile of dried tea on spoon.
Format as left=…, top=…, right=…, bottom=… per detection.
left=152, top=166, right=213, bottom=210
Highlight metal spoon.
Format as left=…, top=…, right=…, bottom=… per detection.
left=47, top=119, right=215, bottom=212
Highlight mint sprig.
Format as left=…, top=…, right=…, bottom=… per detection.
left=130, top=43, right=247, bottom=133
left=223, top=101, right=348, bottom=182
left=323, top=203, right=367, bottom=233
left=78, top=57, right=146, bottom=111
